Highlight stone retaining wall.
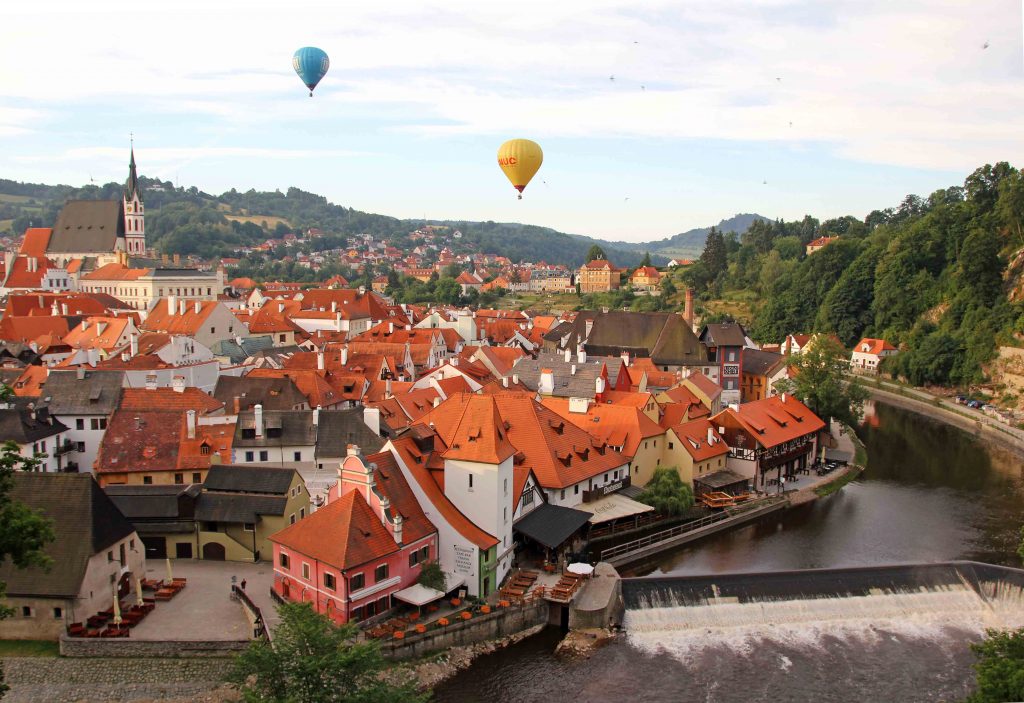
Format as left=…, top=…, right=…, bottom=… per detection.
left=1, top=656, right=229, bottom=703
left=378, top=600, right=549, bottom=661
left=59, top=635, right=248, bottom=658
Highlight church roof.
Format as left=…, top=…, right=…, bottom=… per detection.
left=124, top=148, right=141, bottom=202
left=49, top=200, right=125, bottom=253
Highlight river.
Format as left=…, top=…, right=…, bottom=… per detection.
left=434, top=401, right=1024, bottom=702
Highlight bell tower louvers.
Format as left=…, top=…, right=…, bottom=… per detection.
left=123, top=146, right=145, bottom=255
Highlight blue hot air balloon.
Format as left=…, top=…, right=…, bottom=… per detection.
left=292, top=47, right=330, bottom=97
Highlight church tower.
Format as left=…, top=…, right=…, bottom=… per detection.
left=123, top=144, right=145, bottom=256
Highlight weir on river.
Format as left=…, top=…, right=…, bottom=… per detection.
left=622, top=561, right=1024, bottom=655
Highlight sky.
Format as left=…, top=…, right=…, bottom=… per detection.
left=1, top=0, right=1022, bottom=242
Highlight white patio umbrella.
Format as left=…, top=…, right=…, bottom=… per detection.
left=164, top=558, right=174, bottom=586
left=567, top=563, right=595, bottom=576
left=134, top=575, right=145, bottom=607
left=112, top=586, right=122, bottom=626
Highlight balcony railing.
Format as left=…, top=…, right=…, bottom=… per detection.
left=53, top=441, right=76, bottom=457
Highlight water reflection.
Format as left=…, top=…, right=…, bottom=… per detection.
left=630, top=401, right=1024, bottom=576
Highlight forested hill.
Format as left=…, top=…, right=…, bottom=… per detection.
left=683, top=162, right=1024, bottom=393
left=598, top=213, right=768, bottom=258
left=0, top=177, right=660, bottom=268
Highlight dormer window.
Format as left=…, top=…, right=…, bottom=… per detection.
left=200, top=442, right=211, bottom=456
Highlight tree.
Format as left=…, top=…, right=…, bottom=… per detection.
left=639, top=251, right=652, bottom=267
left=700, top=227, right=727, bottom=282
left=776, top=337, right=868, bottom=426
left=231, top=602, right=426, bottom=703
left=963, top=628, right=1024, bottom=703
left=416, top=560, right=446, bottom=592
left=585, top=244, right=606, bottom=262
left=636, top=467, right=694, bottom=516
left=0, top=439, right=56, bottom=699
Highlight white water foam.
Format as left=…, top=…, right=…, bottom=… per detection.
left=624, top=583, right=1024, bottom=664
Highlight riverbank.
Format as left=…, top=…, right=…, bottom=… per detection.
left=864, top=382, right=1024, bottom=455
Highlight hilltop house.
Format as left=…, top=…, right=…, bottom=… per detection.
left=850, top=338, right=898, bottom=374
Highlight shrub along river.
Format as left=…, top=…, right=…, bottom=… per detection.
left=433, top=401, right=1024, bottom=702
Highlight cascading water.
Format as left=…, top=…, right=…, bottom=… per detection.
left=623, top=567, right=1024, bottom=663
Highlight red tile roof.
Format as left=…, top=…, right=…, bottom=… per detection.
left=270, top=490, right=398, bottom=570
left=669, top=418, right=730, bottom=462
left=683, top=372, right=722, bottom=401
left=713, top=394, right=825, bottom=449
left=142, top=299, right=220, bottom=336
left=541, top=397, right=664, bottom=458
left=18, top=228, right=52, bottom=258
left=854, top=338, right=896, bottom=356
left=121, top=388, right=225, bottom=414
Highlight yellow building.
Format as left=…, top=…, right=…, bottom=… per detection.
left=578, top=259, right=622, bottom=293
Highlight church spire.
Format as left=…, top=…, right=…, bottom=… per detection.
left=124, top=136, right=140, bottom=202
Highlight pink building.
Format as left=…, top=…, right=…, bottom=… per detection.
left=269, top=447, right=437, bottom=624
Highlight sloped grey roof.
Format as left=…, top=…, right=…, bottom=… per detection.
left=0, top=407, right=68, bottom=444
left=40, top=369, right=124, bottom=415
left=105, top=484, right=200, bottom=520
left=700, top=323, right=748, bottom=348
left=213, top=375, right=307, bottom=411
left=0, top=474, right=136, bottom=598
left=315, top=409, right=386, bottom=458
left=513, top=503, right=591, bottom=550
left=203, top=465, right=295, bottom=495
left=554, top=311, right=708, bottom=367
left=234, top=409, right=317, bottom=447
left=210, top=336, right=275, bottom=365
left=742, top=348, right=785, bottom=376
left=49, top=200, right=124, bottom=253
left=512, top=352, right=623, bottom=399
left=195, top=494, right=287, bottom=523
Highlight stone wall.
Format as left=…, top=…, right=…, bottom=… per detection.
left=378, top=599, right=549, bottom=661
left=60, top=635, right=249, bottom=658
left=2, top=656, right=229, bottom=703
left=568, top=563, right=624, bottom=630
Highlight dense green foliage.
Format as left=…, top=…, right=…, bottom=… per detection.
left=416, top=561, right=446, bottom=592
left=636, top=467, right=695, bottom=516
left=230, top=602, right=425, bottom=703
left=0, top=176, right=657, bottom=268
left=963, top=628, right=1024, bottom=703
left=688, top=163, right=1024, bottom=388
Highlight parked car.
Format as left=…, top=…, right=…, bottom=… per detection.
left=966, top=400, right=982, bottom=409
left=954, top=395, right=968, bottom=405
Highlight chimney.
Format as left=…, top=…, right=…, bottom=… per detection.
left=130, top=333, right=138, bottom=357
left=278, top=302, right=284, bottom=313
left=186, top=410, right=196, bottom=439
left=621, top=351, right=630, bottom=367
left=76, top=367, right=86, bottom=381
left=502, top=376, right=509, bottom=388
left=539, top=368, right=554, bottom=395
left=684, top=288, right=694, bottom=328
left=145, top=373, right=157, bottom=390
left=178, top=300, right=185, bottom=315
left=707, top=427, right=715, bottom=445
left=595, top=376, right=605, bottom=396
left=512, top=373, right=519, bottom=385
left=96, top=321, right=107, bottom=336
left=313, top=405, right=321, bottom=427
left=432, top=396, right=441, bottom=408
left=388, top=322, right=394, bottom=334
left=254, top=404, right=264, bottom=437
left=167, top=296, right=176, bottom=315
left=340, top=344, right=349, bottom=366
left=363, top=406, right=381, bottom=435
left=585, top=319, right=594, bottom=340
left=50, top=301, right=59, bottom=316
left=392, top=513, right=403, bottom=545
left=81, top=320, right=89, bottom=331
left=385, top=378, right=392, bottom=398
left=172, top=376, right=185, bottom=393
left=61, top=303, right=68, bottom=316
left=87, top=348, right=98, bottom=367
left=358, top=285, right=366, bottom=295
left=2, top=251, right=12, bottom=274
left=781, top=392, right=787, bottom=404
left=194, top=301, right=201, bottom=314
left=233, top=396, right=241, bottom=415
left=347, top=444, right=359, bottom=457
left=317, top=350, right=325, bottom=371
left=564, top=348, right=571, bottom=363
left=571, top=364, right=577, bottom=376
left=577, top=345, right=587, bottom=364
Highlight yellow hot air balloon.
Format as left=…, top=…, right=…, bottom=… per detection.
left=497, top=139, right=543, bottom=199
